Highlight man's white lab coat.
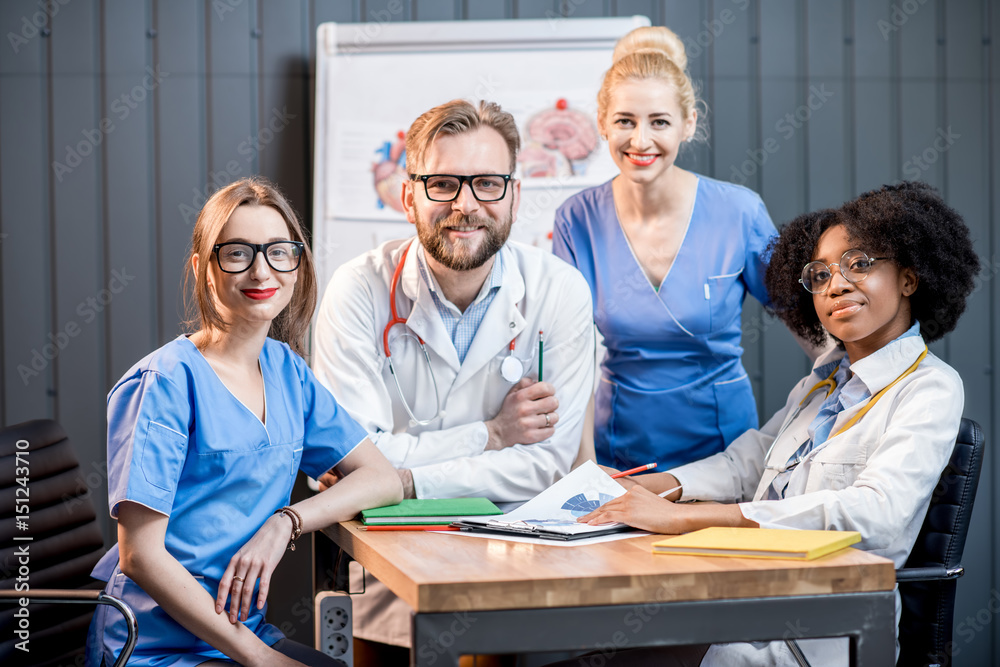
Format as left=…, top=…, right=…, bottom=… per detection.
left=312, top=238, right=596, bottom=646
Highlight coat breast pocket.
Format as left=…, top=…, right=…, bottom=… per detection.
left=810, top=441, right=867, bottom=491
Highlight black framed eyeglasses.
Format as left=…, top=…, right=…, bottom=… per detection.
left=799, top=249, right=890, bottom=294
left=212, top=241, right=305, bottom=274
left=409, top=173, right=513, bottom=202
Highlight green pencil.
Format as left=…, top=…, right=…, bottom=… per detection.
left=538, top=331, right=544, bottom=382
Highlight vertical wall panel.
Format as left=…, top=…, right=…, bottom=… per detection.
left=206, top=0, right=256, bottom=186
left=49, top=0, right=109, bottom=539
left=465, top=0, right=512, bottom=20
left=260, top=0, right=309, bottom=216
left=805, top=0, right=849, bottom=210
left=413, top=0, right=461, bottom=21
left=0, top=0, right=54, bottom=423
left=711, top=1, right=765, bottom=413
left=103, top=0, right=157, bottom=383
left=664, top=0, right=711, bottom=173
left=853, top=0, right=895, bottom=194
left=614, top=0, right=658, bottom=23
left=155, top=0, right=205, bottom=342
left=513, top=0, right=558, bottom=19
left=947, top=2, right=995, bottom=665
left=758, top=0, right=807, bottom=417
left=363, top=0, right=412, bottom=22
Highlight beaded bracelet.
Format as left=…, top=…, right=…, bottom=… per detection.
left=274, top=506, right=303, bottom=551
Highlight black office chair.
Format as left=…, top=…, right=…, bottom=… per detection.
left=895, top=417, right=984, bottom=667
left=0, top=419, right=137, bottom=667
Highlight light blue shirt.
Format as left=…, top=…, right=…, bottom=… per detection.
left=416, top=248, right=503, bottom=363
left=88, top=336, right=367, bottom=667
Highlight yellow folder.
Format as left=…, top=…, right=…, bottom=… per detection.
left=652, top=527, right=861, bottom=560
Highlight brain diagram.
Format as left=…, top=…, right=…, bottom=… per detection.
left=518, top=99, right=599, bottom=179
left=372, top=130, right=407, bottom=213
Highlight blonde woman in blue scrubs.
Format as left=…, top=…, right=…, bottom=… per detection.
left=554, top=26, right=776, bottom=470
left=87, top=177, right=402, bottom=667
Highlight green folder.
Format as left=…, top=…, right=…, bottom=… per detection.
left=361, top=498, right=502, bottom=525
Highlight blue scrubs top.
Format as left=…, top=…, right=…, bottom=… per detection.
left=553, top=177, right=776, bottom=470
left=87, top=336, right=368, bottom=667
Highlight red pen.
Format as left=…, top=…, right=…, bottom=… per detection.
left=364, top=525, right=460, bottom=531
left=610, top=463, right=657, bottom=478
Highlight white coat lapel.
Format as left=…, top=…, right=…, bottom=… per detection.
left=399, top=242, right=461, bottom=373
left=451, top=247, right=526, bottom=392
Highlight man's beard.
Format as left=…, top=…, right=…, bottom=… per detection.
left=416, top=207, right=513, bottom=271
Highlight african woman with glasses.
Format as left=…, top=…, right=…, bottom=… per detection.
left=553, top=182, right=980, bottom=666
left=87, top=177, right=402, bottom=667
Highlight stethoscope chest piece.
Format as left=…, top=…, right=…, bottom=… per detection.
left=500, top=355, right=523, bottom=383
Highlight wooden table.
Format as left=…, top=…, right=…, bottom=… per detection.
left=322, top=521, right=897, bottom=666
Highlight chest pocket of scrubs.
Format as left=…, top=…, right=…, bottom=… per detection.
left=812, top=441, right=867, bottom=490
left=706, top=269, right=744, bottom=333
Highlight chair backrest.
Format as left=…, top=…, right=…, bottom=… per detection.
left=898, top=417, right=985, bottom=667
left=0, top=419, right=106, bottom=666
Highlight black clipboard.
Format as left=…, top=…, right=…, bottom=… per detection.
left=451, top=520, right=634, bottom=541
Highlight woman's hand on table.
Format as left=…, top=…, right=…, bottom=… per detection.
left=578, top=485, right=683, bottom=534
left=216, top=512, right=294, bottom=623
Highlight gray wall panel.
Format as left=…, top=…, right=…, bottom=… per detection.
left=364, top=0, right=412, bottom=22
left=466, top=0, right=511, bottom=20
left=103, top=0, right=158, bottom=384
left=260, top=0, right=309, bottom=216
left=513, top=0, right=558, bottom=20
left=614, top=0, right=658, bottom=23
left=1, top=1, right=998, bottom=663
left=413, top=0, right=461, bottom=21
left=944, top=4, right=994, bottom=662
left=155, top=0, right=205, bottom=343
left=49, top=0, right=110, bottom=540
left=0, top=1, right=54, bottom=425
left=758, top=0, right=809, bottom=416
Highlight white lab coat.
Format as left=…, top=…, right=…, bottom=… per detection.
left=669, top=334, right=963, bottom=666
left=312, top=237, right=596, bottom=645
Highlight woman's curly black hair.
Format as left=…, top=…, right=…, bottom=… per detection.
left=764, top=181, right=981, bottom=347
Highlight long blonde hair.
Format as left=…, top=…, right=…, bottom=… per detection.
left=184, top=177, right=316, bottom=357
left=597, top=26, right=706, bottom=142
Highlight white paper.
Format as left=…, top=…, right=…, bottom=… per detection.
left=460, top=460, right=627, bottom=536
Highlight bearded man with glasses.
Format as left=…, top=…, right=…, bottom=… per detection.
left=311, top=99, right=596, bottom=662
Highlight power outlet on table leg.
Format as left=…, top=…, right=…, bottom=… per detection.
left=315, top=591, right=353, bottom=666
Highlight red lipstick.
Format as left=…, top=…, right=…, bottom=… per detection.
left=242, top=288, right=277, bottom=300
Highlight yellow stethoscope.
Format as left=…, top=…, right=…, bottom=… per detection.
left=763, top=346, right=928, bottom=473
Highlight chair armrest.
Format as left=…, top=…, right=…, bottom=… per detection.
left=0, top=588, right=101, bottom=601
left=895, top=565, right=964, bottom=582
left=0, top=588, right=137, bottom=667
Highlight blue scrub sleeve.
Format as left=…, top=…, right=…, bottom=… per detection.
left=298, top=362, right=369, bottom=478
left=743, top=198, right=778, bottom=308
left=551, top=205, right=578, bottom=269
left=106, top=371, right=191, bottom=518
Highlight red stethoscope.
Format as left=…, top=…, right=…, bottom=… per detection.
left=383, top=241, right=524, bottom=425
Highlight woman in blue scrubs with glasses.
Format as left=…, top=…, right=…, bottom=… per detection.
left=87, top=177, right=402, bottom=667
left=554, top=26, right=777, bottom=470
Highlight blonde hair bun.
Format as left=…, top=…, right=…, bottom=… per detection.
left=612, top=26, right=688, bottom=72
